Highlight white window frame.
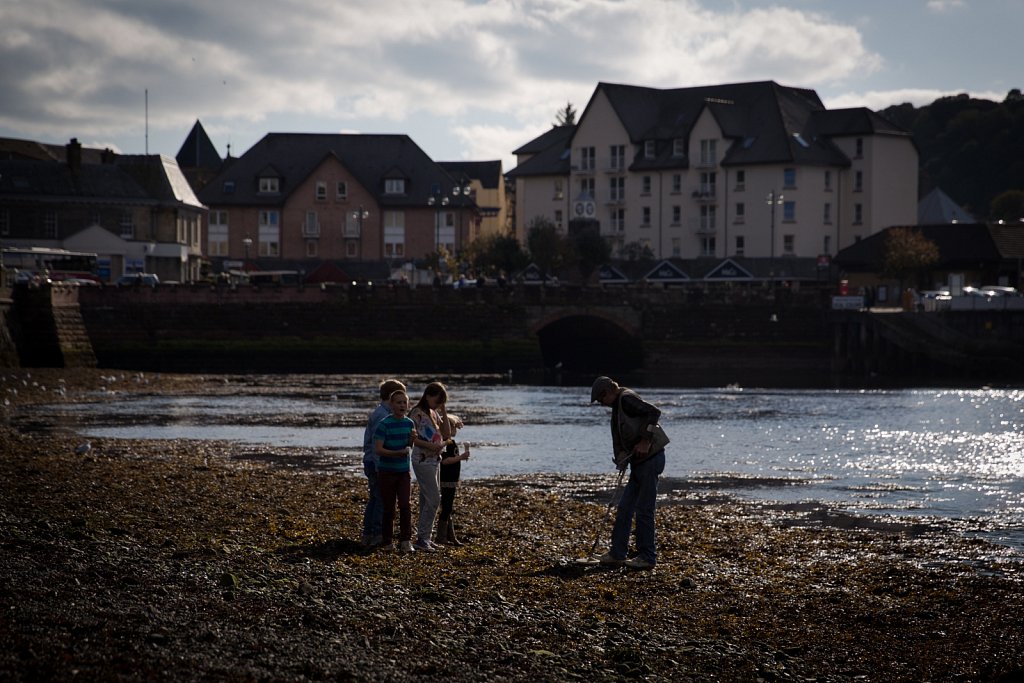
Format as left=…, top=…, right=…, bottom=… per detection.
left=315, top=181, right=327, bottom=200
left=735, top=170, right=745, bottom=191
left=735, top=202, right=745, bottom=223
left=641, top=206, right=651, bottom=226
left=672, top=138, right=685, bottom=157
left=700, top=205, right=716, bottom=230
left=644, top=140, right=656, bottom=159
left=735, top=235, right=745, bottom=256
left=671, top=205, right=681, bottom=225
left=119, top=210, right=134, bottom=239
left=783, top=201, right=796, bottom=222
left=303, top=210, right=320, bottom=237
left=609, top=176, right=625, bottom=202
left=671, top=174, right=682, bottom=194
left=699, top=139, right=717, bottom=166
left=783, top=234, right=795, bottom=254
left=384, top=210, right=405, bottom=257
left=641, top=176, right=651, bottom=195
left=336, top=181, right=348, bottom=199
left=783, top=168, right=796, bottom=189
left=385, top=178, right=406, bottom=195
left=259, top=177, right=279, bottom=193
left=258, top=210, right=280, bottom=256
left=610, top=145, right=625, bottom=170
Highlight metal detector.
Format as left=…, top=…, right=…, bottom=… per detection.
left=572, top=466, right=628, bottom=566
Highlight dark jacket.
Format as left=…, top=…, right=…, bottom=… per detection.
left=610, top=389, right=669, bottom=468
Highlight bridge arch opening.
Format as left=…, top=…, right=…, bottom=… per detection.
left=536, top=314, right=642, bottom=374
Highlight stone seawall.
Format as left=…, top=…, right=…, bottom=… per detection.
left=74, top=284, right=834, bottom=384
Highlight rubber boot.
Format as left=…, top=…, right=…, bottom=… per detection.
left=446, top=517, right=463, bottom=546
left=434, top=519, right=450, bottom=545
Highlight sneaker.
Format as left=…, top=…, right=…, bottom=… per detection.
left=598, top=552, right=624, bottom=567
left=413, top=540, right=438, bottom=553
left=624, top=557, right=655, bottom=570
left=398, top=540, right=415, bottom=553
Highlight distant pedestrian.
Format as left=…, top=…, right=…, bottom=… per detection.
left=436, top=414, right=470, bottom=545
left=374, top=389, right=417, bottom=552
left=409, top=381, right=452, bottom=552
left=361, top=379, right=406, bottom=548
left=591, top=376, right=670, bottom=570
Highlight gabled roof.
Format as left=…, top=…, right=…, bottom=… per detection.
left=917, top=187, right=977, bottom=224
left=574, top=80, right=881, bottom=170
left=116, top=155, right=204, bottom=208
left=834, top=224, right=1003, bottom=271
left=175, top=120, right=222, bottom=170
left=513, top=125, right=575, bottom=155
left=507, top=125, right=574, bottom=178
left=438, top=160, right=503, bottom=189
left=198, top=133, right=461, bottom=208
left=0, top=157, right=151, bottom=203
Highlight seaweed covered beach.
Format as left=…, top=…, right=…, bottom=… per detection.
left=2, top=369, right=1023, bottom=682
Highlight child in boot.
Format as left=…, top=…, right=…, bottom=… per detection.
left=436, top=414, right=470, bottom=545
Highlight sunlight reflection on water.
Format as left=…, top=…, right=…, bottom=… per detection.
left=36, top=378, right=1024, bottom=549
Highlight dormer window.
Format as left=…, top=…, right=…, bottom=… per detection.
left=385, top=178, right=406, bottom=195
left=259, top=177, right=279, bottom=193
left=644, top=140, right=656, bottom=158
left=672, top=138, right=685, bottom=157
left=222, top=180, right=235, bottom=194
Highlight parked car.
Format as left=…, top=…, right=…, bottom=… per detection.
left=981, top=286, right=1021, bottom=297
left=116, top=273, right=160, bottom=288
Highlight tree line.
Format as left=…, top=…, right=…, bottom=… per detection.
left=880, top=89, right=1024, bottom=221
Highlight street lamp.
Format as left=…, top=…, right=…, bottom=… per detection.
left=351, top=206, right=368, bottom=257
left=242, top=236, right=253, bottom=263
left=766, top=190, right=783, bottom=281
left=428, top=179, right=472, bottom=254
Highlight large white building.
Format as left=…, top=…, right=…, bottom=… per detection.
left=509, top=81, right=918, bottom=268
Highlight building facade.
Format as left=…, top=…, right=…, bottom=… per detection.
left=196, top=133, right=479, bottom=276
left=510, top=81, right=919, bottom=266
left=0, top=138, right=206, bottom=283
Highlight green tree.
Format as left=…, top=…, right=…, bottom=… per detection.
left=526, top=217, right=568, bottom=276
left=466, top=232, right=529, bottom=276
left=553, top=102, right=577, bottom=127
left=620, top=241, right=655, bottom=262
left=990, top=190, right=1024, bottom=222
left=882, top=227, right=940, bottom=291
left=568, top=222, right=611, bottom=283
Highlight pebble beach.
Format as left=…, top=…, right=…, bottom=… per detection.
left=2, top=369, right=1023, bottom=682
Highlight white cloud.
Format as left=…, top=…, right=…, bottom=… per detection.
left=824, top=87, right=1005, bottom=110
left=926, top=0, right=967, bottom=13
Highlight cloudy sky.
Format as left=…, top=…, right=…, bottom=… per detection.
left=0, top=0, right=1019, bottom=172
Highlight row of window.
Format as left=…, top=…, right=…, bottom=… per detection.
left=208, top=208, right=458, bottom=260
left=577, top=137, right=865, bottom=172
left=565, top=166, right=863, bottom=202
left=248, top=177, right=410, bottom=198
left=555, top=200, right=864, bottom=232
left=0, top=209, right=208, bottom=243
left=576, top=139, right=718, bottom=170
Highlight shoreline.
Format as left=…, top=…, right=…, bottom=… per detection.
left=3, top=369, right=1024, bottom=681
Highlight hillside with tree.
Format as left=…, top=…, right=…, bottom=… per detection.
left=880, top=89, right=1024, bottom=221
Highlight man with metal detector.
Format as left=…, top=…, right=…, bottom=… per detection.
left=591, top=376, right=669, bottom=569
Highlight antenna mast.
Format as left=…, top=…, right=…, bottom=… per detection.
left=145, top=89, right=149, bottom=155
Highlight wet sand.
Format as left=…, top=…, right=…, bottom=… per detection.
left=2, top=369, right=1023, bottom=681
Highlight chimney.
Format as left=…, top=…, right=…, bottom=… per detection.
left=101, top=148, right=116, bottom=164
left=67, top=138, right=82, bottom=171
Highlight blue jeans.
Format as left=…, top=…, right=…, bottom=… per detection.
left=610, top=450, right=665, bottom=564
left=362, top=461, right=383, bottom=537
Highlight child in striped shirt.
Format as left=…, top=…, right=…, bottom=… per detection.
left=373, top=390, right=417, bottom=551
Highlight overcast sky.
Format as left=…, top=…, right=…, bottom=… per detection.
left=0, top=0, right=1019, bottom=173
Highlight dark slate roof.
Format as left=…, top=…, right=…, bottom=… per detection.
left=0, top=158, right=151, bottom=204
left=917, top=187, right=977, bottom=224
left=512, top=125, right=575, bottom=155
left=506, top=126, right=574, bottom=179
left=833, top=224, right=1002, bottom=271
left=115, top=155, right=204, bottom=207
left=175, top=120, right=222, bottom=170
left=806, top=108, right=908, bottom=137
left=438, top=160, right=503, bottom=189
left=578, top=81, right=884, bottom=171
left=198, top=133, right=466, bottom=208
left=988, top=222, right=1024, bottom=259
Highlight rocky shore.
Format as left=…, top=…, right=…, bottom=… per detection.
left=2, top=369, right=1023, bottom=682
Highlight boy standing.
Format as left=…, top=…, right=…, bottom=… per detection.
left=374, top=389, right=417, bottom=552
left=361, top=379, right=405, bottom=547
